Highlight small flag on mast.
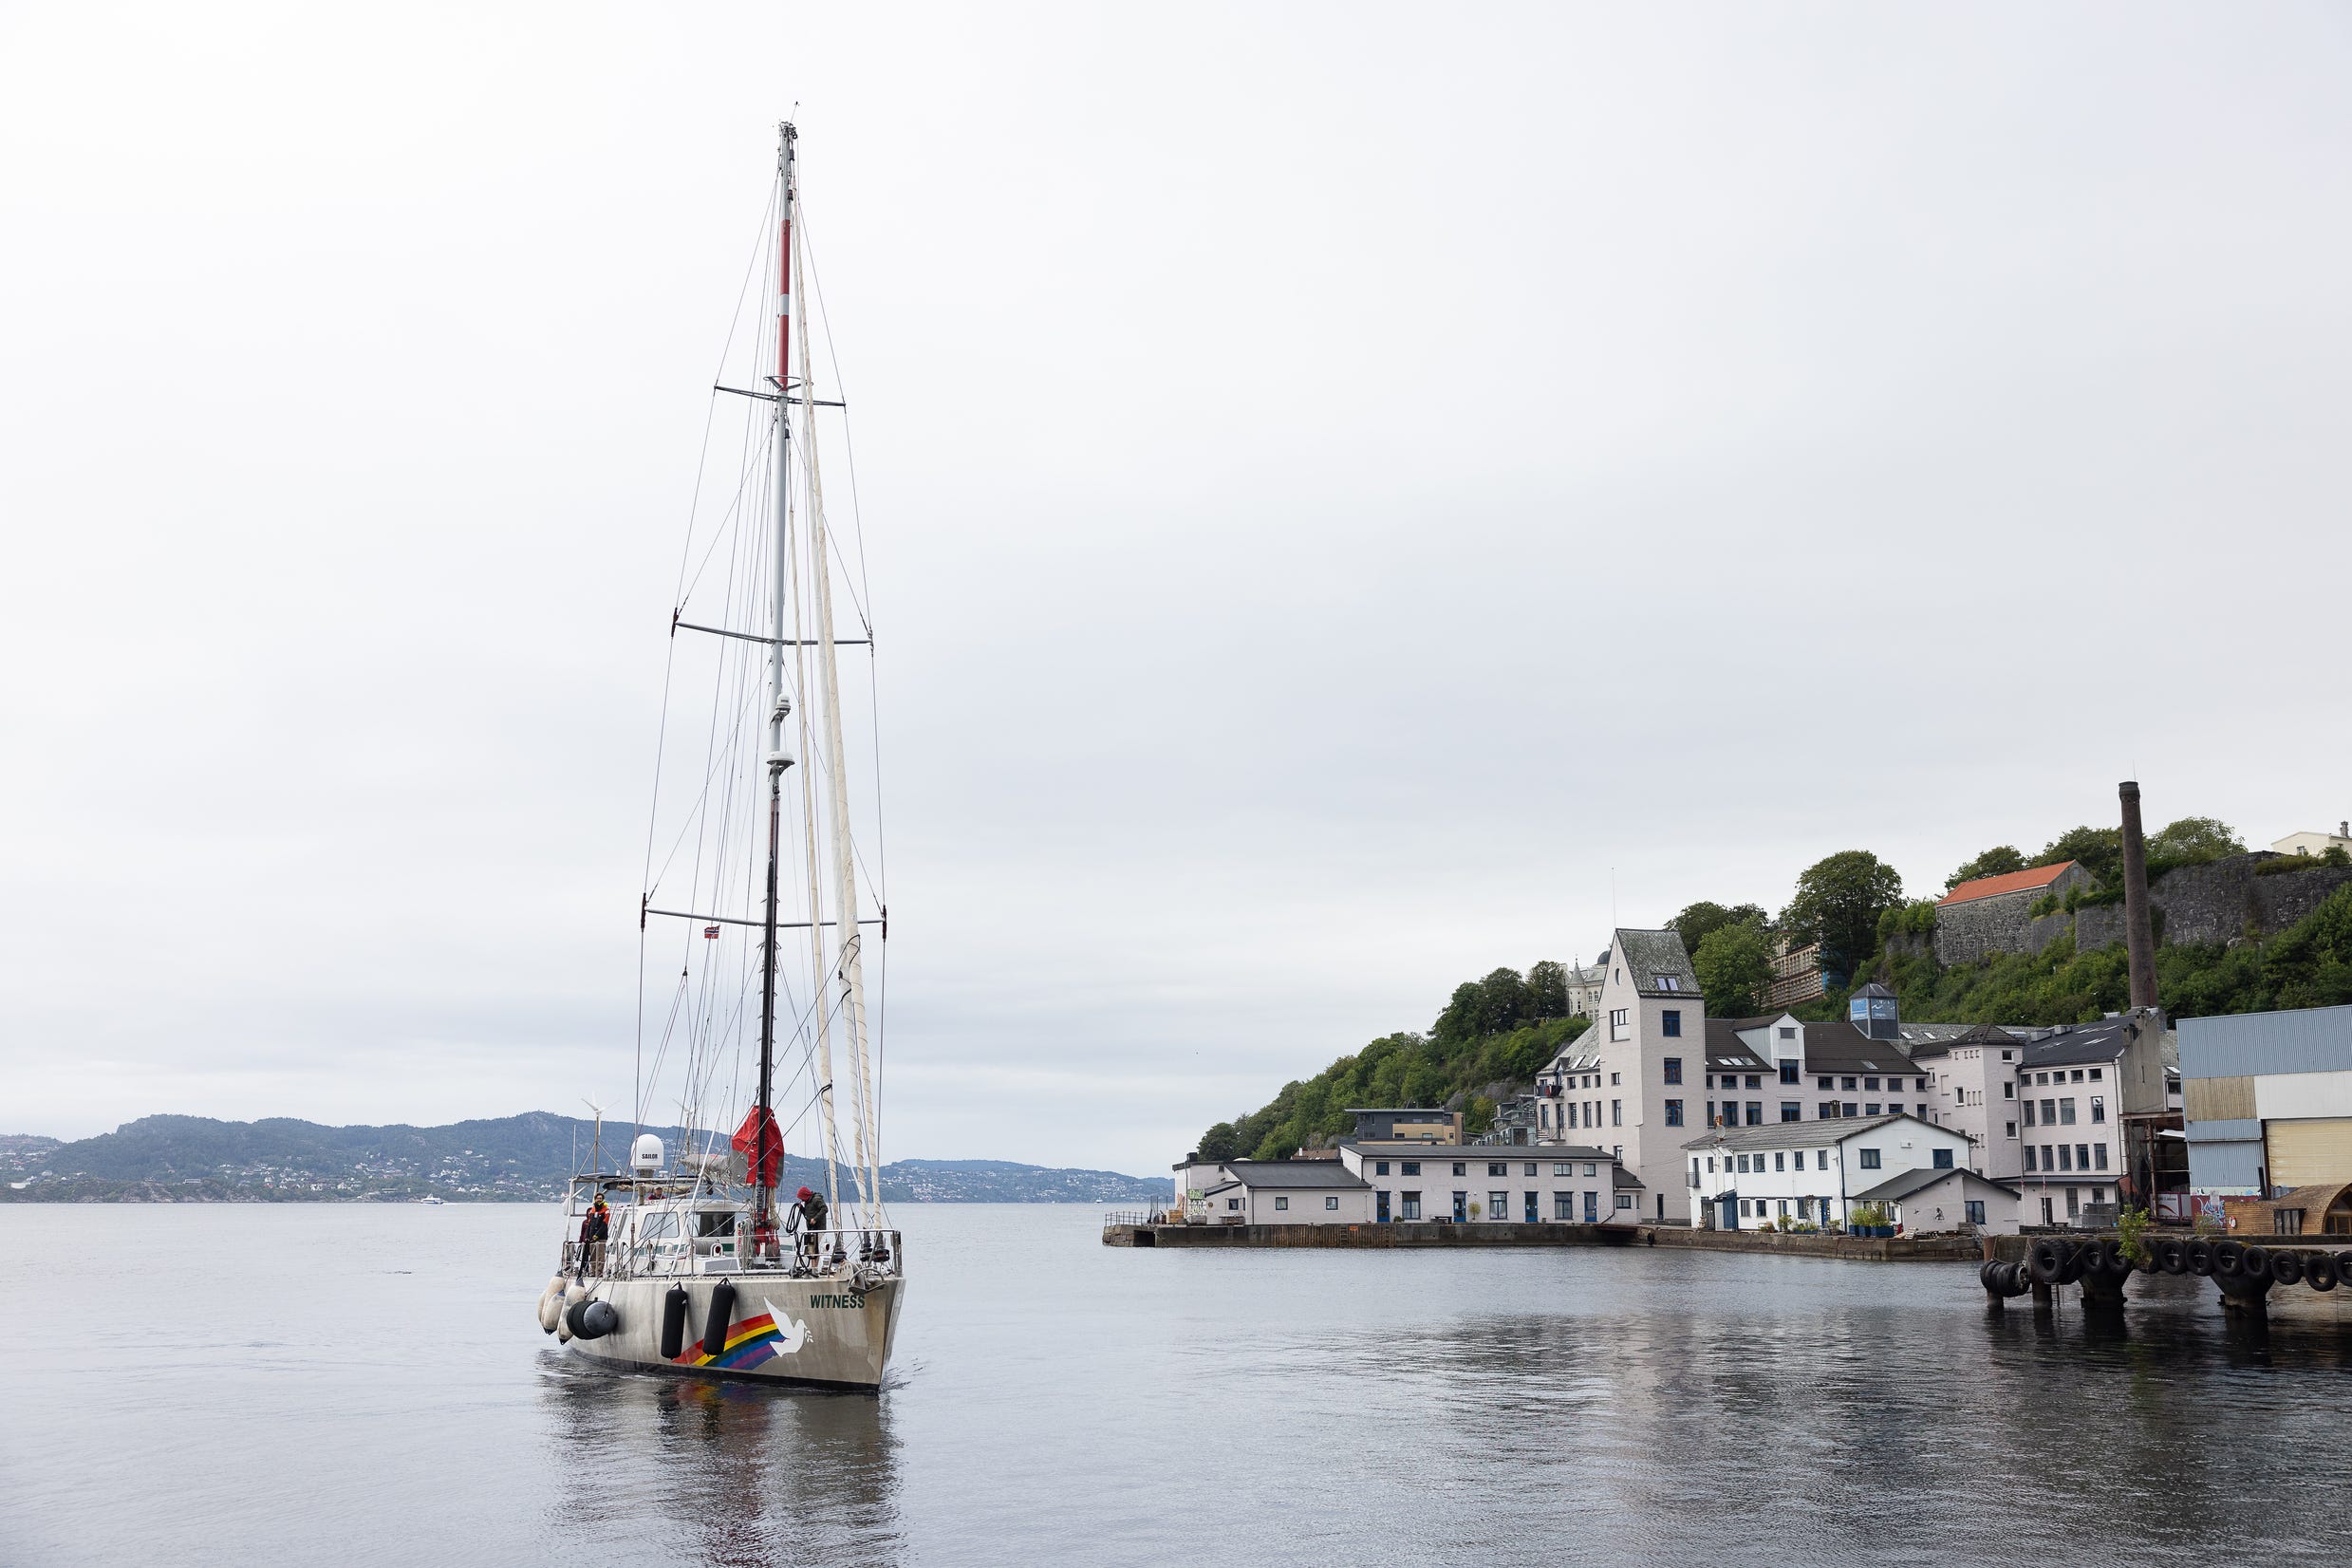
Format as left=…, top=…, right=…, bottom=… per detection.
left=704, top=925, right=720, bottom=939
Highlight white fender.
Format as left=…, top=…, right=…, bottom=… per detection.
left=536, top=1278, right=566, bottom=1335
left=557, top=1279, right=588, bottom=1342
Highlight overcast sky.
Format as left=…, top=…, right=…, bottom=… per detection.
left=5, top=4, right=2348, bottom=1171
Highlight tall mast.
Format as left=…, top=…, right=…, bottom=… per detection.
left=751, top=121, right=798, bottom=1255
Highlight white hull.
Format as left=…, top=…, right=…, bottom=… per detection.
left=563, top=1272, right=904, bottom=1391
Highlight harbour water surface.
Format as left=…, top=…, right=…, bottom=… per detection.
left=5, top=1204, right=2350, bottom=1565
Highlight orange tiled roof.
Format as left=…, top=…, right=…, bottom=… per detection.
left=1937, top=860, right=2079, bottom=906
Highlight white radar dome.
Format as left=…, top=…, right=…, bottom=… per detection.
left=631, top=1133, right=664, bottom=1174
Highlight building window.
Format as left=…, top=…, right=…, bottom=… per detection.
left=1857, top=1148, right=1882, bottom=1169
left=1818, top=1075, right=1834, bottom=1090
left=1401, top=1192, right=1422, bottom=1220
left=1524, top=1163, right=1538, bottom=1177
left=1324, top=1196, right=1338, bottom=1210
left=1841, top=1077, right=1857, bottom=1091
left=1488, top=1162, right=1506, bottom=1177
left=1745, top=1103, right=1764, bottom=1126
left=1610, top=1008, right=1629, bottom=1040
left=1914, top=1078, right=1928, bottom=1092
left=1841, top=1102, right=1858, bottom=1117
left=1275, top=1196, right=1289, bottom=1211
left=1932, top=1148, right=1954, bottom=1169
left=1556, top=1192, right=1574, bottom=1220
left=1780, top=1026, right=1797, bottom=1039
left=2060, top=1099, right=2077, bottom=1126
left=1227, top=1198, right=1242, bottom=1211
left=1781, top=1102, right=1801, bottom=1122
left=1375, top=1161, right=1390, bottom=1176
left=2071, top=1070, right=2084, bottom=1083
left=1488, top=1190, right=1507, bottom=1217
left=1965, top=1200, right=1986, bottom=1226
left=1655, top=975, right=1680, bottom=990
left=2005, top=1122, right=2017, bottom=1139
left=2094, top=1145, right=2108, bottom=1170
left=1781, top=1061, right=1800, bottom=1085
left=2059, top=1146, right=2073, bottom=1171
left=1819, top=1100, right=1838, bottom=1118
left=1610, top=1072, right=1620, bottom=1086
left=1612, top=1100, right=1623, bottom=1127
left=2090, top=1096, right=2106, bottom=1124
left=1662, top=1010, right=1682, bottom=1037
left=2004, top=1083, right=2014, bottom=1099
left=1773, top=1152, right=1786, bottom=1172
left=1665, top=1100, right=1684, bottom=1127
left=2089, top=1068, right=2102, bottom=1082
left=2275, top=1208, right=2305, bottom=1235
left=1585, top=1163, right=1598, bottom=1177
left=1817, top=1150, right=1829, bottom=1169
left=1863, top=1077, right=1879, bottom=1092
left=1735, top=1154, right=1749, bottom=1174
left=1745, top=1074, right=1761, bottom=1091
left=1616, top=1193, right=1634, bottom=1210
left=1403, top=1161, right=1421, bottom=1176
left=1864, top=1103, right=1880, bottom=1117
left=1553, top=1162, right=1571, bottom=1176
left=1453, top=1162, right=1466, bottom=1177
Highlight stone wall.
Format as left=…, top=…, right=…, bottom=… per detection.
left=2073, top=854, right=2352, bottom=952
left=1932, top=868, right=2091, bottom=965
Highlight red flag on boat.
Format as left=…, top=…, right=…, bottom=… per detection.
left=732, top=1106, right=784, bottom=1187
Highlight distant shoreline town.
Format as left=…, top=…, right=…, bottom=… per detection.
left=0, top=1112, right=1164, bottom=1205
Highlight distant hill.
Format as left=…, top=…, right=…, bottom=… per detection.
left=0, top=1113, right=1164, bottom=1204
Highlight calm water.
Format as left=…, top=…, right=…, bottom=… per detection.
left=5, top=1204, right=2351, bottom=1566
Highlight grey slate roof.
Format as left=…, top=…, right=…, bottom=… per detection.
left=1851, top=1167, right=2021, bottom=1204
left=1896, top=1021, right=2021, bottom=1058
left=1702, top=1019, right=1773, bottom=1073
left=1217, top=1160, right=1372, bottom=1190
left=1801, top=1021, right=1922, bottom=1077
left=1346, top=1142, right=1615, bottom=1162
left=1614, top=927, right=1701, bottom=1000
left=1679, top=1111, right=1936, bottom=1153
left=2017, top=1015, right=2156, bottom=1071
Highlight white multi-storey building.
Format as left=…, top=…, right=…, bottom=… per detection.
left=1906, top=1021, right=2027, bottom=1179
left=1535, top=927, right=1702, bottom=1223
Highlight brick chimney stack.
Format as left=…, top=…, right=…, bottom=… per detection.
left=2119, top=780, right=2159, bottom=1011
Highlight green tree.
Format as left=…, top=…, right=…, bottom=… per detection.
left=1670, top=901, right=1767, bottom=952
left=1693, top=923, right=1775, bottom=1017
left=1434, top=968, right=1533, bottom=1042
left=2041, top=826, right=2122, bottom=887
left=1526, top=960, right=1570, bottom=1018
left=1782, top=850, right=1905, bottom=980
left=1945, top=846, right=2026, bottom=891
left=1197, top=1121, right=1241, bottom=1161
left=2149, top=816, right=2245, bottom=867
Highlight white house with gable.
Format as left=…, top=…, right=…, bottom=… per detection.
left=1681, top=1112, right=2007, bottom=1231
left=1535, top=928, right=1703, bottom=1223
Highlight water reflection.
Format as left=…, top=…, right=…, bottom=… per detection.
left=537, top=1355, right=903, bottom=1567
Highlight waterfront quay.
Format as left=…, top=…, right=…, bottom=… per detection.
left=1103, top=1214, right=1984, bottom=1260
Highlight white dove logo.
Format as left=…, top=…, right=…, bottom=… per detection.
left=761, top=1300, right=810, bottom=1354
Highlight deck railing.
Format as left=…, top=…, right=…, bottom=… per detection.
left=561, top=1226, right=903, bottom=1281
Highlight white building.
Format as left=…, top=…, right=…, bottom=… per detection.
left=2272, top=823, right=2351, bottom=859
left=1851, top=1166, right=2024, bottom=1236
left=1682, top=1113, right=1982, bottom=1231
left=1906, top=1021, right=2028, bottom=1179
left=1337, top=1141, right=1624, bottom=1223
left=1534, top=928, right=1702, bottom=1223
left=1193, top=1159, right=1375, bottom=1224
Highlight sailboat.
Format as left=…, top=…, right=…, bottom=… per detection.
left=532, top=122, right=905, bottom=1391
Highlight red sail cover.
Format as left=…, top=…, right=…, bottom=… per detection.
left=732, top=1107, right=784, bottom=1187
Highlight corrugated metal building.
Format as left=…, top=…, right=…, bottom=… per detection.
left=2179, top=1004, right=2352, bottom=1198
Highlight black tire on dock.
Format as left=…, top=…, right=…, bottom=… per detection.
left=2078, top=1238, right=2113, bottom=1277
left=2186, top=1238, right=2214, bottom=1277
left=2156, top=1237, right=2186, bottom=1275
left=2306, top=1254, right=2340, bottom=1293
left=2240, top=1244, right=2271, bottom=1281
left=2006, top=1261, right=2033, bottom=1296
left=1979, top=1260, right=2002, bottom=1291
left=661, top=1285, right=690, bottom=1360
left=701, top=1279, right=737, bottom=1363
left=2337, top=1251, right=2352, bottom=1280
left=2057, top=1241, right=2087, bottom=1284
left=2269, top=1249, right=2305, bottom=1286
left=2212, top=1240, right=2245, bottom=1280
left=2028, top=1239, right=2066, bottom=1284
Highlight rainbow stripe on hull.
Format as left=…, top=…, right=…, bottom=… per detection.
left=671, top=1302, right=804, bottom=1372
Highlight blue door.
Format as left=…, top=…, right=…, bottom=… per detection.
left=1720, top=1194, right=1740, bottom=1230
left=1376, top=1191, right=1391, bottom=1223
left=1584, top=1190, right=1598, bottom=1223
left=1452, top=1191, right=1467, bottom=1223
